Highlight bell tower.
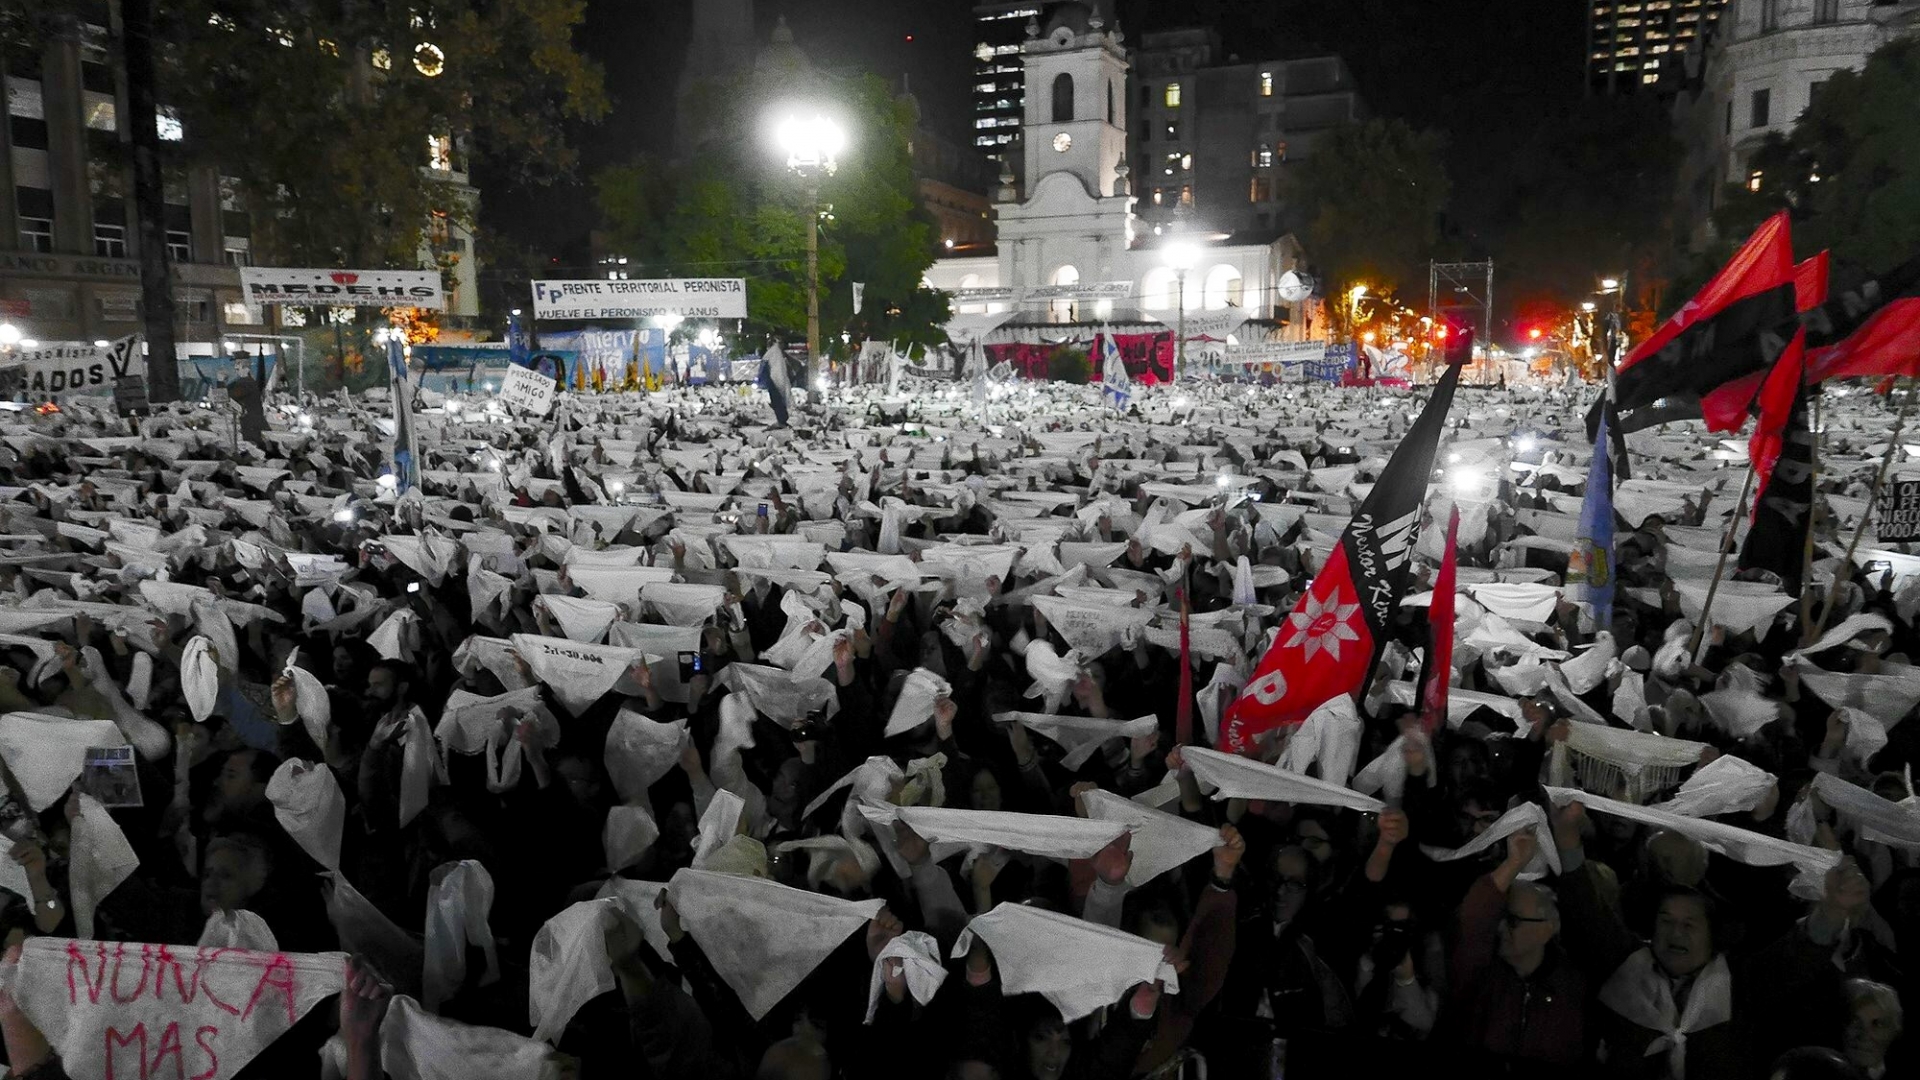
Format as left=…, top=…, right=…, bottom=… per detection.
left=1019, top=7, right=1129, bottom=200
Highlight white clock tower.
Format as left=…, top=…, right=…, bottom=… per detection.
left=995, top=4, right=1135, bottom=307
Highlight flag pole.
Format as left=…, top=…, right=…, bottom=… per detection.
left=1811, top=375, right=1919, bottom=640
left=1797, top=379, right=1823, bottom=638
left=1688, top=460, right=1757, bottom=657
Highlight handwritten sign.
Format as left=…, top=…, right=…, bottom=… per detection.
left=1874, top=479, right=1920, bottom=541
left=499, top=364, right=557, bottom=417
left=6, top=336, right=143, bottom=401
left=8, top=938, right=347, bottom=1080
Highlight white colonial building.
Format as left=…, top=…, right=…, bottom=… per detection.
left=924, top=5, right=1312, bottom=335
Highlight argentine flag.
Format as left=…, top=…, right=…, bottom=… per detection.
left=1100, top=331, right=1130, bottom=411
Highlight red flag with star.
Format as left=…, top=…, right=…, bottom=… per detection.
left=1221, top=363, right=1462, bottom=753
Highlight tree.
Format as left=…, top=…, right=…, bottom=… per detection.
left=595, top=72, right=945, bottom=355
left=1711, top=36, right=1920, bottom=273
left=1286, top=119, right=1450, bottom=312
left=151, top=1, right=606, bottom=271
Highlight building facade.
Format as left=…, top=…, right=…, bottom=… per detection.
left=926, top=8, right=1310, bottom=335
left=0, top=8, right=478, bottom=349
left=1588, top=0, right=1728, bottom=94
left=1129, top=29, right=1363, bottom=238
left=1672, top=0, right=1919, bottom=245
left=971, top=3, right=1045, bottom=189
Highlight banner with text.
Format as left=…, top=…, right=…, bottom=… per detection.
left=1224, top=341, right=1327, bottom=367
left=1149, top=308, right=1251, bottom=342
left=239, top=267, right=444, bottom=310
left=5, top=938, right=348, bottom=1080
left=530, top=279, right=747, bottom=320
left=5, top=336, right=142, bottom=399
left=499, top=364, right=558, bottom=416
left=1875, top=479, right=1920, bottom=541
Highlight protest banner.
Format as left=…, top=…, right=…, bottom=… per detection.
left=1224, top=341, right=1327, bottom=367
left=1873, top=478, right=1920, bottom=541
left=529, top=279, right=747, bottom=320
left=4, top=336, right=142, bottom=400
left=239, top=268, right=444, bottom=310
left=6, top=938, right=347, bottom=1080
left=499, top=364, right=557, bottom=417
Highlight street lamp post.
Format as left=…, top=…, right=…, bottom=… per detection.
left=1164, top=240, right=1200, bottom=379
left=776, top=112, right=846, bottom=398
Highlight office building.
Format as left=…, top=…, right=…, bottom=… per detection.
left=1588, top=0, right=1728, bottom=93
left=1129, top=28, right=1364, bottom=238
left=0, top=7, right=479, bottom=347
left=971, top=3, right=1045, bottom=185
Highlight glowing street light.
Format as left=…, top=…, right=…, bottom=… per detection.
left=774, top=110, right=847, bottom=375
left=0, top=324, right=18, bottom=348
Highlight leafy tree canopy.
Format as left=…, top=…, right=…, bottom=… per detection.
left=1713, top=35, right=1920, bottom=275
left=1286, top=118, right=1449, bottom=308
left=595, top=71, right=944, bottom=355
left=135, top=0, right=607, bottom=269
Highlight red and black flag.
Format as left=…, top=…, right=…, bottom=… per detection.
left=1417, top=505, right=1460, bottom=736
left=1737, top=341, right=1815, bottom=594
left=1601, top=213, right=1800, bottom=435
left=1806, top=252, right=1920, bottom=383
left=1221, top=362, right=1462, bottom=753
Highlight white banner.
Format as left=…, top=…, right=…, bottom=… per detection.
left=529, top=279, right=747, bottom=320
left=7, top=938, right=348, bottom=1080
left=7, top=336, right=142, bottom=398
left=239, top=267, right=444, bottom=310
left=950, top=286, right=1022, bottom=305
left=1148, top=307, right=1250, bottom=341
left=1225, top=340, right=1328, bottom=366
left=499, top=364, right=557, bottom=417
left=1022, top=281, right=1135, bottom=302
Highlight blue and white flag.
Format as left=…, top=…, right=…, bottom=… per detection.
left=1571, top=410, right=1615, bottom=629
left=1100, top=331, right=1130, bottom=411
left=386, top=337, right=418, bottom=494
left=506, top=310, right=532, bottom=368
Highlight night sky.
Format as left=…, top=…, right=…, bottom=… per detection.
left=486, top=0, right=1589, bottom=264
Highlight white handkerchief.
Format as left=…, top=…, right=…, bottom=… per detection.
left=0, top=714, right=127, bottom=811
left=865, top=931, right=947, bottom=1023
left=66, top=792, right=138, bottom=939
left=1078, top=788, right=1220, bottom=887
left=266, top=758, right=345, bottom=871
left=1652, top=755, right=1776, bottom=818
left=885, top=667, right=952, bottom=737
left=380, top=995, right=555, bottom=1080
left=1181, top=746, right=1386, bottom=813
left=1418, top=801, right=1560, bottom=880
left=511, top=634, right=646, bottom=716
left=197, top=909, right=280, bottom=951
left=535, top=594, right=620, bottom=644
left=952, top=903, right=1180, bottom=1021
left=603, top=710, right=687, bottom=804
left=1544, top=786, right=1839, bottom=899
left=668, top=867, right=886, bottom=1020
left=715, top=662, right=840, bottom=724
left=528, top=900, right=619, bottom=1044
left=994, top=712, right=1157, bottom=770
left=181, top=635, right=220, bottom=722
left=604, top=804, right=660, bottom=872
left=423, top=860, right=501, bottom=1012
left=860, top=804, right=1127, bottom=863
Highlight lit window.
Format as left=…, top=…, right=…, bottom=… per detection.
left=208, top=13, right=237, bottom=30
left=157, top=109, right=182, bottom=141
left=1642, top=72, right=1660, bottom=84
left=1254, top=146, right=1273, bottom=167
left=1180, top=153, right=1192, bottom=172
left=1259, top=71, right=1273, bottom=96
left=1747, top=170, right=1764, bottom=192
left=1179, top=185, right=1192, bottom=206
left=1164, top=82, right=1181, bottom=107
left=1250, top=177, right=1272, bottom=203
left=1275, top=141, right=1287, bottom=162
left=427, top=134, right=453, bottom=172
left=269, top=27, right=294, bottom=47
left=318, top=39, right=339, bottom=57
left=372, top=48, right=393, bottom=71
left=1152, top=188, right=1164, bottom=206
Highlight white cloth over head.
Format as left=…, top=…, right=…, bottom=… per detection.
left=266, top=758, right=346, bottom=871
left=668, top=867, right=886, bottom=1020
left=1181, top=745, right=1386, bottom=813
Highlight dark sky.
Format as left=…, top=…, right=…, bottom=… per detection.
left=489, top=0, right=1589, bottom=261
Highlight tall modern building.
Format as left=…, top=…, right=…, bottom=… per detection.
left=0, top=6, right=479, bottom=347
left=1129, top=28, right=1364, bottom=238
left=971, top=2, right=1045, bottom=183
left=1588, top=0, right=1729, bottom=93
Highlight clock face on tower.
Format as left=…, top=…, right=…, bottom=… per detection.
left=1052, top=131, right=1073, bottom=153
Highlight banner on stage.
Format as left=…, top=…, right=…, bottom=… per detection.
left=1022, top=281, right=1135, bottom=303
left=5, top=336, right=142, bottom=399
left=1225, top=341, right=1326, bottom=367
left=951, top=286, right=1021, bottom=306
left=1874, top=479, right=1920, bottom=541
left=240, top=267, right=444, bottom=310
left=1152, top=308, right=1250, bottom=342
left=499, top=364, right=557, bottom=416
left=530, top=278, right=747, bottom=320
left=1306, top=342, right=1353, bottom=382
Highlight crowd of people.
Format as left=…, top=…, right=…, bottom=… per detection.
left=0, top=371, right=1910, bottom=1080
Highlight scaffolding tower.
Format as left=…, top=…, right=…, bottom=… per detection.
left=1428, top=260, right=1495, bottom=350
